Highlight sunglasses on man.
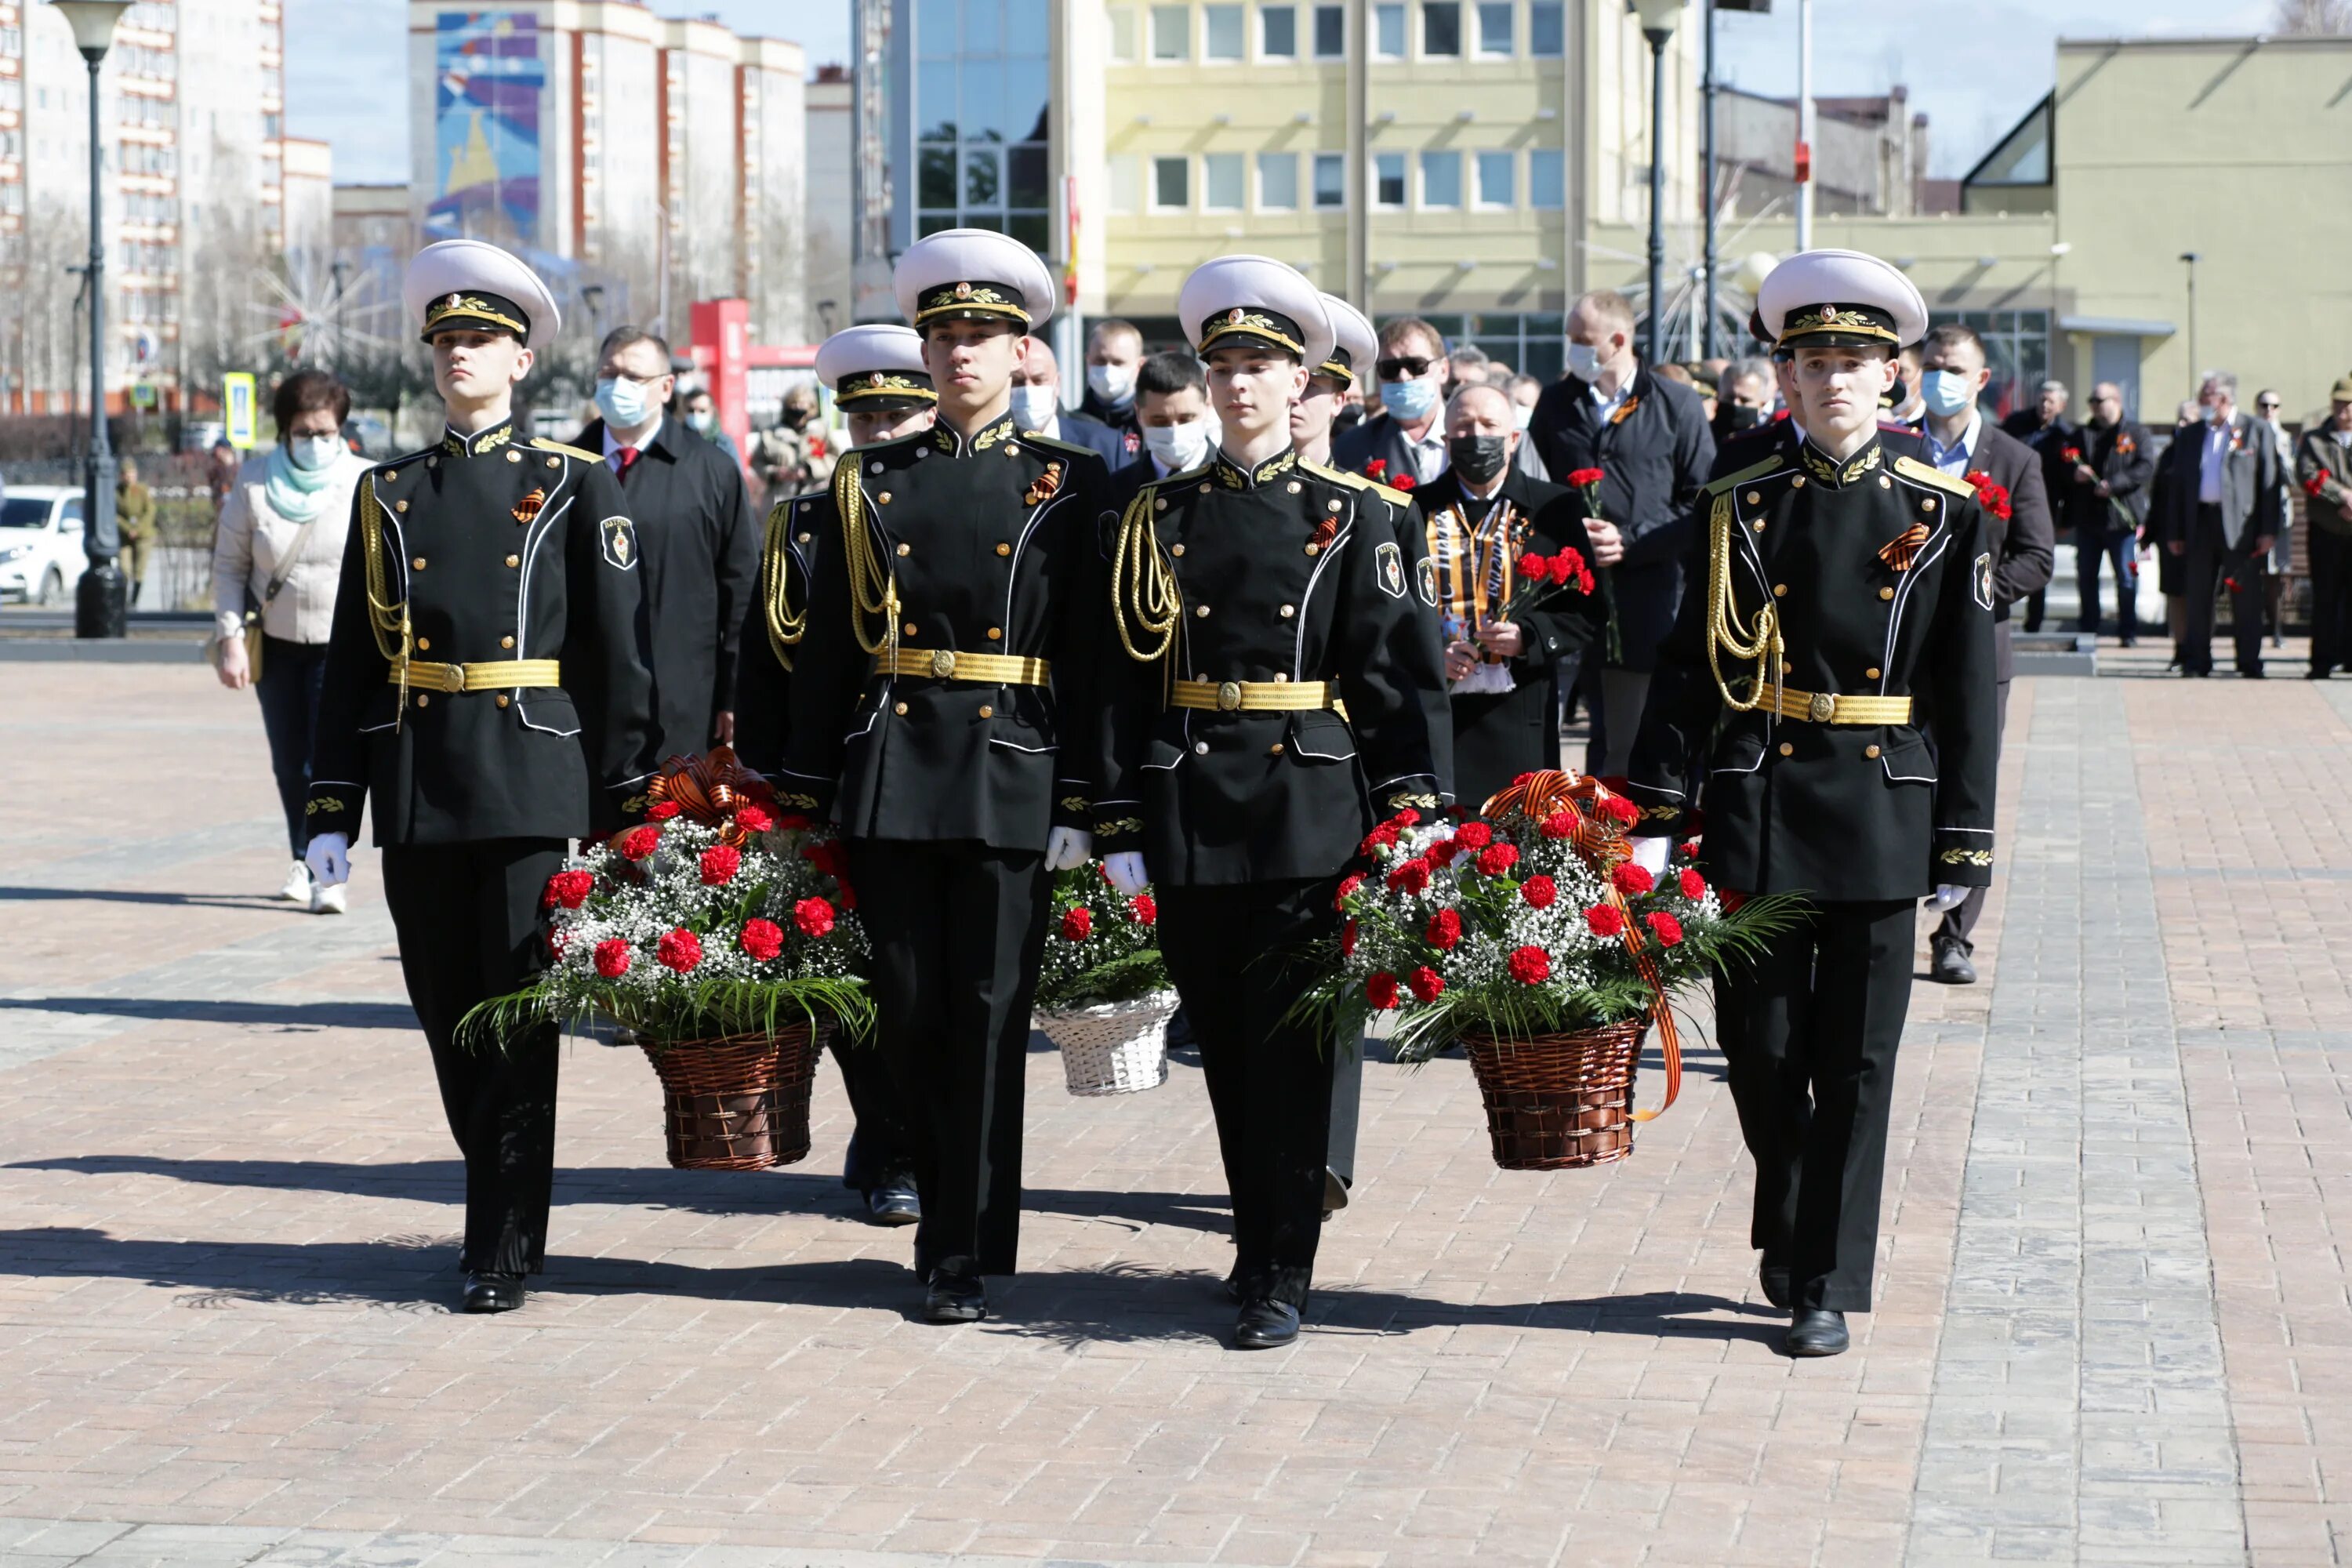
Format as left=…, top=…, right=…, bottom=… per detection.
left=1377, top=356, right=1434, bottom=380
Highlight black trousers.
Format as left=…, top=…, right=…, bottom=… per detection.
left=2074, top=528, right=2140, bottom=641
left=1158, top=877, right=1341, bottom=1308
left=1934, top=674, right=2010, bottom=959
left=2311, top=527, right=2352, bottom=677
left=255, top=636, right=329, bottom=858
left=1326, top=1033, right=1363, bottom=1192
left=1717, top=898, right=1916, bottom=1313
left=2183, top=502, right=2268, bottom=674
left=379, top=838, right=568, bottom=1276
left=836, top=1033, right=917, bottom=1194
left=849, top=837, right=1048, bottom=1277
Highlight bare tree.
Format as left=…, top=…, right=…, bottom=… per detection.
left=2274, top=0, right=2352, bottom=33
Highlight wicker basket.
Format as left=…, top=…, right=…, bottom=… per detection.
left=638, top=1022, right=821, bottom=1170
left=1036, top=990, right=1178, bottom=1097
left=1461, top=1018, right=1650, bottom=1171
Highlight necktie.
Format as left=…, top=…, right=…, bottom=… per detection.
left=614, top=446, right=640, bottom=482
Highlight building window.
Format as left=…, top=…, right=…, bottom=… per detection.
left=1374, top=151, right=1405, bottom=207
left=913, top=0, right=1054, bottom=253
left=1528, top=147, right=1563, bottom=209
left=1373, top=3, right=1405, bottom=58
left=1420, top=149, right=1461, bottom=208
left=1153, top=154, right=1190, bottom=209
left=1313, top=151, right=1346, bottom=207
left=1475, top=2, right=1512, bottom=55
left=1475, top=150, right=1513, bottom=207
left=1529, top=2, right=1563, bottom=57
left=1422, top=2, right=1461, bottom=56
left=1258, top=151, right=1298, bottom=210
left=1150, top=4, right=1189, bottom=60
left=1108, top=152, right=1140, bottom=213
left=1261, top=4, right=1298, bottom=59
left=1203, top=151, right=1243, bottom=210
left=1203, top=4, right=1244, bottom=60
left=1313, top=4, right=1345, bottom=56
left=1106, top=6, right=1137, bottom=61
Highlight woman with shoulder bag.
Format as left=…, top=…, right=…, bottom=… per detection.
left=210, top=369, right=368, bottom=913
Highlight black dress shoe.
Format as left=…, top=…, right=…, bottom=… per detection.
left=863, top=1185, right=921, bottom=1226
left=922, top=1260, right=987, bottom=1324
left=1234, top=1298, right=1300, bottom=1350
left=1787, top=1308, right=1849, bottom=1357
left=461, top=1271, right=525, bottom=1314
left=1930, top=945, right=1976, bottom=985
left=1218, top=1267, right=1243, bottom=1304
left=1759, top=1261, right=1791, bottom=1310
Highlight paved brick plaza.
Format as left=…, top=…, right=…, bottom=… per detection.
left=2, top=662, right=2347, bottom=1566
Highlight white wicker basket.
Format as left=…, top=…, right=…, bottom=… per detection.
left=1037, top=990, right=1178, bottom=1097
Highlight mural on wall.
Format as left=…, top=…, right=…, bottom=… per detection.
left=426, top=11, right=544, bottom=245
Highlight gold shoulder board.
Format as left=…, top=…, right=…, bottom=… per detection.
left=1702, top=452, right=1788, bottom=498
left=1304, top=461, right=1410, bottom=509
left=530, top=437, right=602, bottom=463
left=1892, top=454, right=1980, bottom=498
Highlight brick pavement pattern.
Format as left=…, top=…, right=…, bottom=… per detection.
left=0, top=662, right=2339, bottom=1565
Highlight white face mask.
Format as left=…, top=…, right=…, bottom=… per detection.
left=1921, top=368, right=1976, bottom=419
left=1565, top=340, right=1603, bottom=383
left=288, top=434, right=342, bottom=472
left=1142, top=420, right=1213, bottom=474
left=1010, top=383, right=1058, bottom=430
left=1512, top=401, right=1535, bottom=431
left=1086, top=362, right=1136, bottom=405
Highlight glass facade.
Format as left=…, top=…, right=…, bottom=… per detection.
left=912, top=0, right=1051, bottom=252
left=1405, top=313, right=1567, bottom=383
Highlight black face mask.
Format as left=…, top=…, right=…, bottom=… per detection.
left=1447, top=433, right=1511, bottom=486
left=1333, top=401, right=1366, bottom=434
left=1715, top=403, right=1765, bottom=437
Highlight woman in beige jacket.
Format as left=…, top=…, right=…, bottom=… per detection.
left=210, top=369, right=368, bottom=913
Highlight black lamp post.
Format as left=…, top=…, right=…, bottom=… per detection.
left=54, top=1, right=133, bottom=637
left=1632, top=0, right=1686, bottom=368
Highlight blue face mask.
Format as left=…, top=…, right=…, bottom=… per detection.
left=1381, top=376, right=1439, bottom=423
left=1921, top=368, right=1976, bottom=419
left=596, top=376, right=655, bottom=431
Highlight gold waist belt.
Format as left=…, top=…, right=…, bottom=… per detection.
left=388, top=657, right=564, bottom=694
left=1759, top=684, right=1913, bottom=725
left=1171, top=678, right=1342, bottom=713
left=874, top=647, right=1052, bottom=685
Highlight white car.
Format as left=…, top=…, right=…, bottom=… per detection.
left=0, top=486, right=91, bottom=606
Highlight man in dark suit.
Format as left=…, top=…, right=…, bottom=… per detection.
left=1911, top=322, right=2054, bottom=985
left=2061, top=384, right=2154, bottom=644
left=1079, top=318, right=1146, bottom=448
left=1999, top=379, right=2077, bottom=633
left=577, top=325, right=761, bottom=763
left=1107, top=351, right=1216, bottom=519
left=2163, top=370, right=2284, bottom=678
left=1011, top=339, right=1134, bottom=472
left=2296, top=377, right=2352, bottom=679
left=1332, top=314, right=1451, bottom=493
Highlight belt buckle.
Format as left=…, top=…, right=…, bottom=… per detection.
left=928, top=649, right=956, bottom=680
left=1216, top=681, right=1243, bottom=713
left=1807, top=691, right=1835, bottom=723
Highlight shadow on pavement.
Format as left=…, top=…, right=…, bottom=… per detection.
left=0, top=886, right=299, bottom=910
left=0, top=998, right=419, bottom=1031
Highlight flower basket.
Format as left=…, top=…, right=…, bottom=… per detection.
left=641, top=1022, right=822, bottom=1170
left=1461, top=1018, right=1648, bottom=1170
left=1031, top=866, right=1171, bottom=1098
left=1040, top=990, right=1178, bottom=1096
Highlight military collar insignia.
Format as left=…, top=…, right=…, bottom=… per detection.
left=1798, top=437, right=1884, bottom=488
left=971, top=412, right=1018, bottom=451
left=1212, top=445, right=1298, bottom=490
left=442, top=420, right=516, bottom=458
left=927, top=411, right=1018, bottom=457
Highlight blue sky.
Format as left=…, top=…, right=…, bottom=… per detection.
left=291, top=0, right=2270, bottom=186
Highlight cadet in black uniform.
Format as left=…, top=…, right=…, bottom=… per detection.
left=1624, top=250, right=1998, bottom=1357
left=736, top=324, right=935, bottom=1229
left=303, top=239, right=655, bottom=1314
left=779, top=231, right=1110, bottom=1324
left=1095, top=256, right=1451, bottom=1349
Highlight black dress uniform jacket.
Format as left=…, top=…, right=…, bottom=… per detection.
left=1410, top=466, right=1607, bottom=811
left=1625, top=433, right=2000, bottom=902
left=780, top=412, right=1110, bottom=851
left=575, top=417, right=760, bottom=764
left=731, top=492, right=817, bottom=777
left=305, top=421, right=655, bottom=846
left=1093, top=448, right=1452, bottom=884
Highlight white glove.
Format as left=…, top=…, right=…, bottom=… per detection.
left=1102, top=851, right=1149, bottom=896
left=1044, top=826, right=1092, bottom=872
left=1630, top=835, right=1671, bottom=878
left=1923, top=884, right=1968, bottom=913
left=306, top=832, right=350, bottom=888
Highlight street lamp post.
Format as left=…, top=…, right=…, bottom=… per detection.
left=2180, top=251, right=2200, bottom=397
left=1700, top=0, right=1717, bottom=360
left=1633, top=0, right=1686, bottom=367
left=54, top=1, right=133, bottom=639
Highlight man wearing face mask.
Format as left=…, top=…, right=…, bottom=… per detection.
left=1109, top=351, right=1218, bottom=517
left=1504, top=374, right=1550, bottom=480
left=1526, top=289, right=1716, bottom=779
left=575, top=325, right=760, bottom=760
left=1080, top=318, right=1147, bottom=459
left=2158, top=369, right=2282, bottom=679
left=753, top=385, right=833, bottom=502
left=680, top=385, right=742, bottom=468
left=1711, top=358, right=1779, bottom=445
left=1009, top=338, right=1129, bottom=473
left=1333, top=316, right=1451, bottom=490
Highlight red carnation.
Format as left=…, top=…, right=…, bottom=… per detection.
left=1611, top=861, right=1654, bottom=895
left=794, top=897, right=837, bottom=938
left=735, top=804, right=775, bottom=835
left=775, top=812, right=815, bottom=833
left=1550, top=547, right=1589, bottom=587
left=1646, top=910, right=1685, bottom=946
left=1361, top=823, right=1400, bottom=854
left=1365, top=971, right=1402, bottom=1009
left=1341, top=917, right=1359, bottom=956
left=1601, top=794, right=1641, bottom=826
left=593, top=938, right=631, bottom=978
left=1408, top=966, right=1446, bottom=1003
left=739, top=918, right=784, bottom=961
left=1584, top=902, right=1627, bottom=938
left=1566, top=466, right=1605, bottom=488
left=1367, top=459, right=1388, bottom=477
left=1454, top=821, right=1494, bottom=850
left=1475, top=843, right=1519, bottom=876
left=646, top=800, right=682, bottom=822
left=656, top=927, right=702, bottom=974
left=836, top=878, right=858, bottom=910
left=1965, top=470, right=2013, bottom=521
left=1334, top=872, right=1365, bottom=909
left=1393, top=474, right=1417, bottom=492
left=1425, top=908, right=1462, bottom=949
left=543, top=869, right=594, bottom=910
left=1516, top=550, right=1552, bottom=581
left=801, top=839, right=850, bottom=877
left=1386, top=858, right=1432, bottom=895
left=1521, top=873, right=1557, bottom=909
left=1392, top=808, right=1421, bottom=827
left=1060, top=906, right=1093, bottom=942
left=1507, top=945, right=1552, bottom=985
left=2306, top=473, right=2331, bottom=499
left=699, top=844, right=742, bottom=886
left=1539, top=810, right=1576, bottom=840
left=1679, top=867, right=1707, bottom=900
left=1425, top=837, right=1462, bottom=866
left=2062, top=445, right=2082, bottom=465
left=1680, top=838, right=1703, bottom=860
left=617, top=824, right=662, bottom=861
left=1129, top=893, right=1157, bottom=926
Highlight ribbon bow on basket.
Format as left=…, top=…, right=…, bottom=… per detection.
left=646, top=747, right=781, bottom=848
